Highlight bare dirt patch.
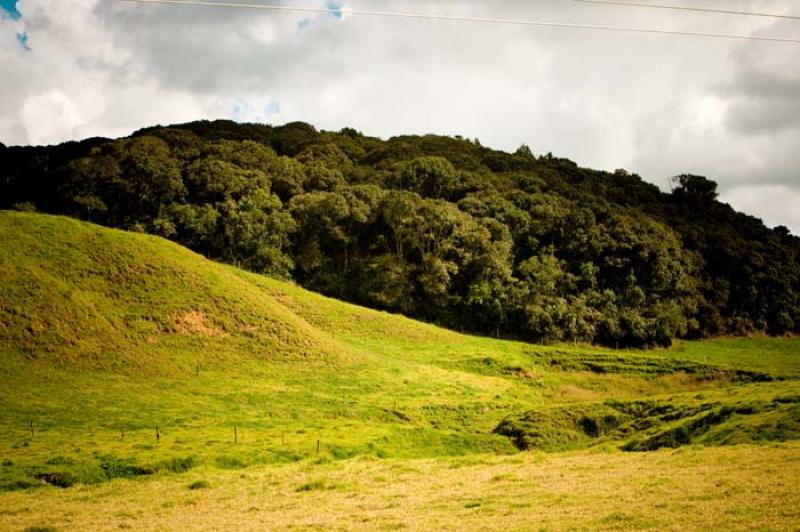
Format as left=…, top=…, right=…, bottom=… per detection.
left=171, top=311, right=225, bottom=337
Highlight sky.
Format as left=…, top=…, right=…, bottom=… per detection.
left=1, top=0, right=799, bottom=232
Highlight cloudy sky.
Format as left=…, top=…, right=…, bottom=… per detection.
left=1, top=0, right=799, bottom=232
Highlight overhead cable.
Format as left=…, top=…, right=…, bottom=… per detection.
left=573, top=0, right=800, bottom=21
left=119, top=0, right=800, bottom=43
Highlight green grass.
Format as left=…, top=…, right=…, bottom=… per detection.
left=1, top=444, right=798, bottom=530
left=187, top=479, right=210, bottom=490
left=0, top=211, right=798, bottom=528
left=672, top=336, right=800, bottom=378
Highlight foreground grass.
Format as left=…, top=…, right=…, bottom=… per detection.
left=1, top=443, right=798, bottom=531
left=1, top=211, right=799, bottom=529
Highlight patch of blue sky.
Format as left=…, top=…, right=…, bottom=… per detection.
left=230, top=98, right=281, bottom=123
left=326, top=0, right=344, bottom=19
left=297, top=1, right=344, bottom=30
left=231, top=101, right=246, bottom=121
left=266, top=101, right=281, bottom=117
left=16, top=30, right=29, bottom=50
left=0, top=0, right=21, bottom=20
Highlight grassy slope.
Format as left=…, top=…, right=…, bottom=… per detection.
left=0, top=211, right=799, bottom=528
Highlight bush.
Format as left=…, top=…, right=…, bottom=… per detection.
left=215, top=455, right=246, bottom=469
left=154, top=456, right=196, bottom=473
left=35, top=472, right=77, bottom=488
left=188, top=480, right=211, bottom=490
left=1, top=479, right=39, bottom=491
left=99, top=456, right=153, bottom=479
left=295, top=479, right=332, bottom=492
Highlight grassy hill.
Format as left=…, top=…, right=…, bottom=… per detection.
left=4, top=121, right=799, bottom=348
left=0, top=211, right=799, bottom=528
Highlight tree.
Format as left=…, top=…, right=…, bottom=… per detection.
left=296, top=143, right=352, bottom=191
left=62, top=152, right=119, bottom=220
left=217, top=189, right=295, bottom=276
left=671, top=174, right=719, bottom=203
left=3, top=119, right=798, bottom=346
left=289, top=186, right=384, bottom=293
left=109, top=136, right=185, bottom=226
left=391, top=156, right=460, bottom=199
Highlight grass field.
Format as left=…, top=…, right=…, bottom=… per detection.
left=2, top=443, right=798, bottom=531
left=1, top=211, right=798, bottom=530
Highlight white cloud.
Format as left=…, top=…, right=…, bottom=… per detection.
left=0, top=0, right=798, bottom=231
left=721, top=185, right=800, bottom=231
left=20, top=90, right=82, bottom=145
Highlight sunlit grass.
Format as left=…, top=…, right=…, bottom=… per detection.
left=1, top=443, right=798, bottom=531
left=1, top=211, right=798, bottom=528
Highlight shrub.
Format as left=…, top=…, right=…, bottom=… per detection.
left=155, top=456, right=196, bottom=473
left=35, top=472, right=77, bottom=488
left=215, top=455, right=246, bottom=469
left=1, top=479, right=39, bottom=491
left=188, top=480, right=211, bottom=490
left=295, top=479, right=333, bottom=492
left=99, top=457, right=153, bottom=479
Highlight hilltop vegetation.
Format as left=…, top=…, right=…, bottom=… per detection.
left=1, top=212, right=798, bottom=498
left=2, top=121, right=798, bottom=347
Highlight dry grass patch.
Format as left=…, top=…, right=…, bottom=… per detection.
left=1, top=443, right=798, bottom=531
left=170, top=311, right=225, bottom=337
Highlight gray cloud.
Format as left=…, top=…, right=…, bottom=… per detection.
left=1, top=0, right=799, bottom=231
left=721, top=21, right=800, bottom=136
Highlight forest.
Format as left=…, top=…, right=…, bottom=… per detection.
left=1, top=120, right=798, bottom=347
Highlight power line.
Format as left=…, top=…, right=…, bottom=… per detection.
left=119, top=0, right=800, bottom=43
left=573, top=0, right=800, bottom=21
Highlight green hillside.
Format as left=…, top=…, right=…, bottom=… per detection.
left=0, top=211, right=799, bottom=496
left=3, top=121, right=799, bottom=348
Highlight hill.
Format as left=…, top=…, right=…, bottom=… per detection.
left=0, top=211, right=798, bottom=496
left=1, top=121, right=798, bottom=347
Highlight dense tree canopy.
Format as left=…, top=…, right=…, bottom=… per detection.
left=2, top=120, right=798, bottom=347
